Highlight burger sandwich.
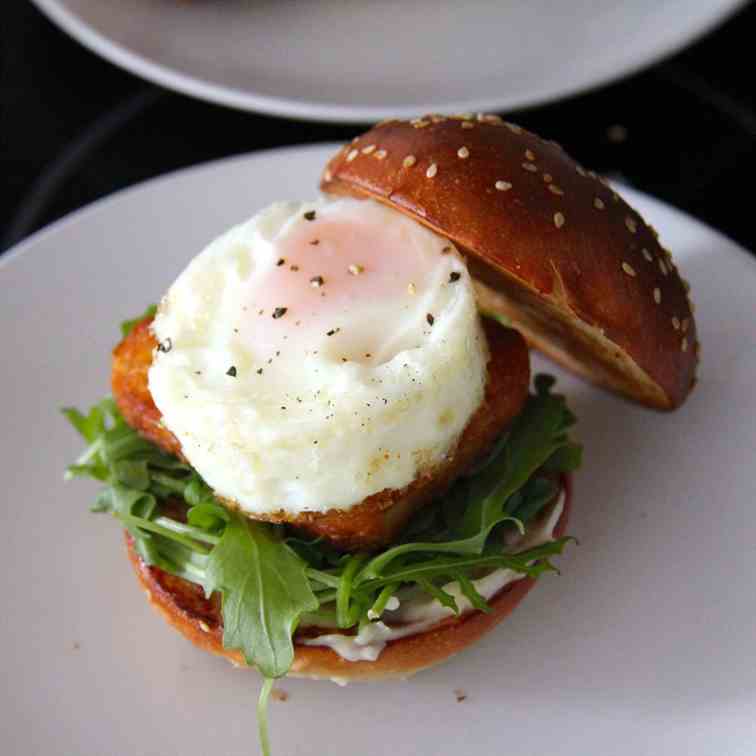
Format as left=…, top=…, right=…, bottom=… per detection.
left=64, top=115, right=698, bottom=754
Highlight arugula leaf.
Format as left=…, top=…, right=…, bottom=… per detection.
left=358, top=374, right=576, bottom=582
left=120, top=304, right=157, bottom=337
left=203, top=512, right=318, bottom=678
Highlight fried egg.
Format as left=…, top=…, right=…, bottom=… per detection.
left=148, top=198, right=488, bottom=516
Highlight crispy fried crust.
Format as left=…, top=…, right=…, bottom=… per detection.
left=112, top=319, right=181, bottom=457
left=127, top=475, right=571, bottom=681
left=111, top=316, right=529, bottom=550
left=321, top=116, right=698, bottom=410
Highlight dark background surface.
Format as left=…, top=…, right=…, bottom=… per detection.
left=2, top=0, right=755, bottom=254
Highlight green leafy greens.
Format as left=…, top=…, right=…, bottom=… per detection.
left=63, top=375, right=580, bottom=656
left=63, top=313, right=580, bottom=756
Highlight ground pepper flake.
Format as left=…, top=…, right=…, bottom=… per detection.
left=277, top=258, right=285, bottom=266
left=226, top=366, right=237, bottom=377
left=272, top=307, right=288, bottom=319
left=157, top=338, right=172, bottom=353
left=426, top=313, right=435, bottom=326
left=304, top=211, right=317, bottom=221
left=449, top=272, right=461, bottom=283
left=310, top=276, right=324, bottom=287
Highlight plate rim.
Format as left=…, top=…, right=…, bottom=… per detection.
left=3, top=139, right=756, bottom=756
left=29, top=0, right=748, bottom=123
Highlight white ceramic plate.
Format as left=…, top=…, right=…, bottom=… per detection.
left=2, top=144, right=755, bottom=755
left=31, top=0, right=745, bottom=122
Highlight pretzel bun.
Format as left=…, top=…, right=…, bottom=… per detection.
left=320, top=115, right=698, bottom=410
left=127, top=476, right=571, bottom=682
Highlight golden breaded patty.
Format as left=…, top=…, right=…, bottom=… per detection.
left=112, top=317, right=529, bottom=550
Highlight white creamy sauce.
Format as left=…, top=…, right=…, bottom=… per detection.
left=302, top=490, right=565, bottom=662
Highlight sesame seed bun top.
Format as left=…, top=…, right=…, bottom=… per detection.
left=320, top=114, right=698, bottom=410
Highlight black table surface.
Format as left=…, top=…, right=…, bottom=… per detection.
left=2, top=0, right=755, bottom=255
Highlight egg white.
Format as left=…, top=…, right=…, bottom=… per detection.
left=148, top=198, right=488, bottom=516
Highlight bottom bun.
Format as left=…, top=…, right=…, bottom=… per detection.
left=127, top=475, right=571, bottom=682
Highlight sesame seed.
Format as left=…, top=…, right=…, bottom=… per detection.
left=682, top=318, right=690, bottom=333
left=323, top=169, right=332, bottom=182
left=505, top=122, right=522, bottom=134
left=622, top=262, right=636, bottom=277
left=672, top=316, right=680, bottom=330
left=375, top=149, right=387, bottom=160
left=625, top=217, right=638, bottom=234
left=407, top=282, right=417, bottom=295
left=682, top=279, right=691, bottom=293
left=543, top=173, right=553, bottom=183
left=477, top=113, right=502, bottom=123
left=495, top=180, right=512, bottom=191
left=426, top=163, right=438, bottom=178
left=522, top=162, right=538, bottom=172
left=461, top=121, right=474, bottom=129
left=576, top=165, right=587, bottom=177
left=272, top=307, right=288, bottom=319
left=593, top=197, right=605, bottom=210
left=653, top=287, right=661, bottom=304
left=426, top=313, right=435, bottom=325
left=346, top=149, right=358, bottom=162
left=642, top=248, right=653, bottom=262
left=403, top=154, right=417, bottom=168
left=554, top=212, right=565, bottom=228
left=411, top=119, right=429, bottom=129
left=362, top=144, right=376, bottom=154
left=681, top=337, right=688, bottom=352
left=548, top=184, right=564, bottom=196
left=199, top=621, right=210, bottom=633
left=457, top=146, right=470, bottom=159
left=310, top=276, right=324, bottom=288
left=525, top=149, right=536, bottom=161
left=348, top=264, right=364, bottom=275
left=659, top=259, right=668, bottom=276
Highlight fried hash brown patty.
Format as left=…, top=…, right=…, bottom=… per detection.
left=112, top=316, right=529, bottom=550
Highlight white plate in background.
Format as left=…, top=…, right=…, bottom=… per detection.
left=31, top=0, right=746, bottom=122
left=1, top=144, right=755, bottom=755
